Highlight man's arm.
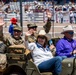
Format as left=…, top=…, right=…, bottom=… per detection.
left=43, top=11, right=52, bottom=33
left=43, top=18, right=51, bottom=33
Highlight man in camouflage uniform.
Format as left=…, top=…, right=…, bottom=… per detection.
left=6, top=26, right=25, bottom=47
left=27, top=23, right=38, bottom=43
left=27, top=12, right=52, bottom=43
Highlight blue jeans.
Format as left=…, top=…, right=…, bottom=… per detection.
left=38, top=56, right=62, bottom=75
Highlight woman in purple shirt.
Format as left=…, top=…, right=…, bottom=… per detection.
left=56, top=25, right=76, bottom=58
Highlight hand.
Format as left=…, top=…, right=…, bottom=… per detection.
left=73, top=50, right=76, bottom=54
left=46, top=11, right=52, bottom=19
left=25, top=29, right=34, bottom=36
left=50, top=44, right=55, bottom=50
left=25, top=29, right=34, bottom=41
left=70, top=50, right=76, bottom=55
left=25, top=31, right=31, bottom=36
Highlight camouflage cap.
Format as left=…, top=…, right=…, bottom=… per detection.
left=13, top=26, right=22, bottom=32
left=27, top=23, right=37, bottom=28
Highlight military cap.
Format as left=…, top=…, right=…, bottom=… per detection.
left=13, top=26, right=22, bottom=32
left=27, top=23, right=37, bottom=28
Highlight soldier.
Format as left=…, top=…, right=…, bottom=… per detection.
left=27, top=23, right=38, bottom=43
left=2, top=26, right=26, bottom=75
left=6, top=26, right=25, bottom=47
left=26, top=10, right=52, bottom=43
left=0, top=18, right=6, bottom=52
left=0, top=18, right=7, bottom=74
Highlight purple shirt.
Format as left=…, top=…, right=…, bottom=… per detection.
left=56, top=36, right=76, bottom=57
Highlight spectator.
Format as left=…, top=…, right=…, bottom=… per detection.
left=8, top=18, right=18, bottom=36
left=69, top=11, right=74, bottom=24
left=26, top=9, right=34, bottom=22
left=4, top=5, right=12, bottom=13
left=25, top=29, right=62, bottom=75
left=74, top=12, right=76, bottom=24
left=59, top=11, right=63, bottom=23
left=56, top=25, right=76, bottom=58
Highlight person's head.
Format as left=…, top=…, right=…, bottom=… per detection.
left=36, top=30, right=48, bottom=47
left=13, top=26, right=22, bottom=39
left=8, top=5, right=10, bottom=8
left=61, top=25, right=74, bottom=40
left=0, top=18, right=5, bottom=37
left=27, top=23, right=37, bottom=35
left=34, top=1, right=38, bottom=5
left=10, top=18, right=17, bottom=24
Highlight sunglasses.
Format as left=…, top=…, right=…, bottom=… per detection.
left=31, top=27, right=37, bottom=29
left=67, top=31, right=74, bottom=35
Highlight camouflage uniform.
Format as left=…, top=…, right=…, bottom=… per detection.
left=43, top=18, right=51, bottom=33
left=6, top=36, right=24, bottom=46
left=28, top=34, right=37, bottom=43
left=27, top=23, right=37, bottom=43
left=0, top=18, right=7, bottom=71
left=0, top=20, right=7, bottom=53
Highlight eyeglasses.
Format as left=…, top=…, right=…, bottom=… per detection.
left=31, top=27, right=37, bottom=29
left=33, top=28, right=37, bottom=30
left=67, top=31, right=74, bottom=35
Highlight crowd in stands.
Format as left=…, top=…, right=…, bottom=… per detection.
left=0, top=1, right=76, bottom=23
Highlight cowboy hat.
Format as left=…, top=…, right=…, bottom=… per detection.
left=61, top=25, right=74, bottom=34
left=38, top=30, right=51, bottom=40
left=0, top=18, right=5, bottom=26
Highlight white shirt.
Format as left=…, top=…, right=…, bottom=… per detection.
left=25, top=41, right=53, bottom=66
left=70, top=12, right=74, bottom=17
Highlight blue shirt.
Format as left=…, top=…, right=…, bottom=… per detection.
left=9, top=24, right=17, bottom=36
left=56, top=36, right=76, bottom=57
left=9, top=24, right=14, bottom=36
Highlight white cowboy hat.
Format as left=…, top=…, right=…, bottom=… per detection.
left=0, top=18, right=5, bottom=26
left=38, top=30, right=51, bottom=40
left=38, top=30, right=46, bottom=35
left=61, top=25, right=74, bottom=34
